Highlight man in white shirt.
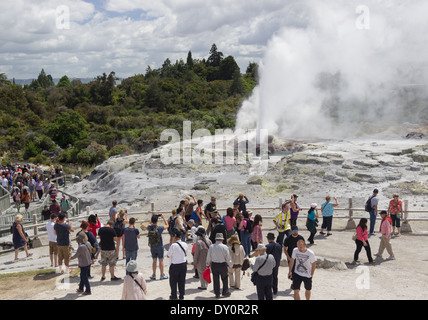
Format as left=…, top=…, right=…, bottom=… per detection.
left=167, top=229, right=188, bottom=300
left=45, top=213, right=58, bottom=268
left=206, top=233, right=232, bottom=298
left=288, top=239, right=317, bottom=300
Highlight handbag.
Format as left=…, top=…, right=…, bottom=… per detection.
left=202, top=266, right=211, bottom=284
left=250, top=254, right=269, bottom=285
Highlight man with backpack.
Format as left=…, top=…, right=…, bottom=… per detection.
left=365, top=189, right=379, bottom=235
left=148, top=214, right=169, bottom=280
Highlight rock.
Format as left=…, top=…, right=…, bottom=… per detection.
left=193, top=184, right=210, bottom=190
left=406, top=132, right=425, bottom=139
left=247, top=176, right=264, bottom=185
left=316, top=256, right=348, bottom=270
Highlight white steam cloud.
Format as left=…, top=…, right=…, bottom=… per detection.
left=236, top=0, right=428, bottom=139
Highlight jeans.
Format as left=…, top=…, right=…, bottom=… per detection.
left=125, top=250, right=138, bottom=274
left=211, top=262, right=229, bottom=296
left=79, top=265, right=91, bottom=293
left=240, top=231, right=252, bottom=256
left=369, top=209, right=377, bottom=234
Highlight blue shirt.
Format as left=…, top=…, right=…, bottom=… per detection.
left=123, top=227, right=140, bottom=251
left=321, top=202, right=335, bottom=217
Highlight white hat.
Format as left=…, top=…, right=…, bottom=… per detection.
left=215, top=233, right=224, bottom=241
left=255, top=244, right=266, bottom=251
left=310, top=203, right=317, bottom=208
left=126, top=260, right=139, bottom=273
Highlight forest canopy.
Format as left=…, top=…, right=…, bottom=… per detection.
left=0, top=44, right=258, bottom=166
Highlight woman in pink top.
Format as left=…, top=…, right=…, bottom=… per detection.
left=251, top=214, right=263, bottom=250
left=353, top=218, right=374, bottom=264
left=224, top=208, right=236, bottom=239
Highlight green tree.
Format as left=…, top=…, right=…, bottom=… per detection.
left=57, top=75, right=72, bottom=87
left=229, top=69, right=245, bottom=96
left=219, top=56, right=240, bottom=80
left=206, top=43, right=223, bottom=67
left=46, top=110, right=89, bottom=148
left=186, top=51, right=194, bottom=69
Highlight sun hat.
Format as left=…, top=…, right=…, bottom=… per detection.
left=255, top=244, right=266, bottom=251
left=215, top=233, right=224, bottom=241
left=126, top=260, right=139, bottom=273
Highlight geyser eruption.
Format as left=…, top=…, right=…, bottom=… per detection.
left=236, top=0, right=428, bottom=139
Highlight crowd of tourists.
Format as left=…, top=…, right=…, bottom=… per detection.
left=10, top=188, right=402, bottom=300
left=1, top=162, right=64, bottom=214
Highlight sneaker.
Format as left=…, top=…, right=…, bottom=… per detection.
left=111, top=276, right=121, bottom=281
left=150, top=275, right=156, bottom=280
left=160, top=274, right=168, bottom=280
left=100, top=277, right=106, bottom=281
left=386, top=256, right=396, bottom=260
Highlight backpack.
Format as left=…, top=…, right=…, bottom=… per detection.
left=244, top=218, right=253, bottom=234
left=147, top=225, right=160, bottom=247
left=167, top=216, right=177, bottom=233
left=365, top=195, right=375, bottom=212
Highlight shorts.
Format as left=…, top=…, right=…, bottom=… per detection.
left=292, top=272, right=312, bottom=291
left=58, top=245, right=71, bottom=264
left=49, top=241, right=58, bottom=255
left=100, top=250, right=117, bottom=267
left=151, top=246, right=164, bottom=259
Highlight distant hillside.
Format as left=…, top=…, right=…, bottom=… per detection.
left=0, top=44, right=258, bottom=168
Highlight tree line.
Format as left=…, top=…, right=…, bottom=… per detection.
left=0, top=44, right=258, bottom=168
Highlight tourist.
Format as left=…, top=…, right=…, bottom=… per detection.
left=11, top=186, right=21, bottom=213
left=251, top=214, right=263, bottom=250
left=320, top=196, right=339, bottom=236
left=239, top=210, right=253, bottom=257
left=113, top=208, right=128, bottom=259
left=283, top=225, right=304, bottom=289
left=28, top=177, right=36, bottom=202
left=353, top=218, right=374, bottom=264
left=368, top=189, right=379, bottom=235
left=70, top=231, right=92, bottom=295
left=98, top=220, right=121, bottom=281
left=147, top=214, right=168, bottom=280
left=167, top=209, right=179, bottom=246
left=35, top=178, right=44, bottom=200
left=60, top=195, right=71, bottom=214
left=46, top=213, right=58, bottom=267
left=49, top=199, right=61, bottom=216
left=224, top=207, right=236, bottom=239
left=12, top=214, right=32, bottom=260
left=306, top=203, right=319, bottom=245
left=54, top=213, right=74, bottom=273
left=204, top=197, right=217, bottom=236
left=41, top=205, right=51, bottom=221
left=78, top=221, right=97, bottom=274
left=265, top=232, right=282, bottom=295
left=192, top=199, right=204, bottom=226
left=388, top=193, right=402, bottom=236
left=167, top=229, right=188, bottom=300
left=251, top=243, right=276, bottom=300
left=288, top=239, right=317, bottom=300
left=48, top=182, right=57, bottom=200
left=123, top=217, right=140, bottom=269
left=273, top=201, right=292, bottom=246
left=375, top=211, right=395, bottom=260
left=109, top=200, right=118, bottom=220
left=209, top=217, right=227, bottom=245
left=206, top=233, right=232, bottom=298
left=88, top=214, right=101, bottom=261
left=234, top=193, right=249, bottom=213
left=290, top=194, right=302, bottom=227
left=193, top=226, right=212, bottom=290
left=121, top=260, right=147, bottom=300
left=184, top=194, right=197, bottom=223
left=21, top=188, right=30, bottom=213
left=227, top=234, right=245, bottom=290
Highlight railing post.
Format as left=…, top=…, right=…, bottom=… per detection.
left=151, top=203, right=155, bottom=213
left=401, top=199, right=412, bottom=233
left=346, top=197, right=356, bottom=229
left=33, top=214, right=38, bottom=237
left=278, top=198, right=283, bottom=209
